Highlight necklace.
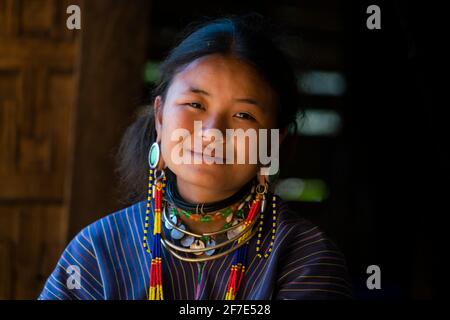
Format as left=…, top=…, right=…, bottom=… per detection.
left=172, top=203, right=240, bottom=224
left=149, top=177, right=260, bottom=262
left=143, top=168, right=275, bottom=300
left=164, top=171, right=254, bottom=214
left=161, top=199, right=259, bottom=260
left=168, top=184, right=252, bottom=224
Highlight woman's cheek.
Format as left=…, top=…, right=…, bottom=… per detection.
left=160, top=118, right=191, bottom=167
left=229, top=164, right=259, bottom=187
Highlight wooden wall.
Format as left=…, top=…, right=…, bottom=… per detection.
left=0, top=0, right=150, bottom=299
left=0, top=0, right=80, bottom=299
left=67, top=0, right=150, bottom=240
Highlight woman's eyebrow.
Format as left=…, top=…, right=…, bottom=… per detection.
left=187, top=85, right=264, bottom=110
left=189, top=86, right=210, bottom=96
left=234, top=97, right=258, bottom=106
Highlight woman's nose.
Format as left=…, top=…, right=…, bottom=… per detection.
left=199, top=113, right=228, bottom=139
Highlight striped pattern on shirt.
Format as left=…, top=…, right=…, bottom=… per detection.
left=38, top=195, right=353, bottom=300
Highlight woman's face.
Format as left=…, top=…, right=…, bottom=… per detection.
left=154, top=54, right=279, bottom=196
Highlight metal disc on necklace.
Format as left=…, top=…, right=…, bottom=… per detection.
left=227, top=219, right=245, bottom=240
left=180, top=235, right=195, bottom=247
left=164, top=209, right=178, bottom=230
left=170, top=224, right=186, bottom=240
left=190, top=239, right=205, bottom=256
left=204, top=239, right=216, bottom=256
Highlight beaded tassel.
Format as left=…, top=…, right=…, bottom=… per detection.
left=143, top=170, right=153, bottom=254
left=147, top=169, right=166, bottom=300
left=144, top=172, right=271, bottom=300
left=256, top=195, right=277, bottom=258
left=224, top=244, right=248, bottom=300
left=225, top=193, right=262, bottom=300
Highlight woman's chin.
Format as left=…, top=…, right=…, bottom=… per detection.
left=176, top=165, right=230, bottom=186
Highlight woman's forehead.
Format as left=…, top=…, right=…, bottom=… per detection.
left=169, top=54, right=275, bottom=102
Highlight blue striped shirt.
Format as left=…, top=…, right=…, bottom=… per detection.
left=38, top=196, right=352, bottom=300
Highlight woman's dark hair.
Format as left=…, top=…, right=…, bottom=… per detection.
left=115, top=14, right=302, bottom=204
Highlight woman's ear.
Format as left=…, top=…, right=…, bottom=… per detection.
left=154, top=96, right=163, bottom=141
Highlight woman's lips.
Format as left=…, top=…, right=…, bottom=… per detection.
left=185, top=149, right=226, bottom=163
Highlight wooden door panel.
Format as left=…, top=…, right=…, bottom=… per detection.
left=0, top=0, right=80, bottom=298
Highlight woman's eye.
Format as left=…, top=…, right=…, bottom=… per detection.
left=186, top=102, right=203, bottom=109
left=234, top=112, right=255, bottom=121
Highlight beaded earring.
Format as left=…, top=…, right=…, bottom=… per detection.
left=255, top=175, right=278, bottom=259
left=225, top=181, right=266, bottom=300
left=144, top=142, right=166, bottom=300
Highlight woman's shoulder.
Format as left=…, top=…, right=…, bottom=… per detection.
left=273, top=195, right=353, bottom=299
left=275, top=196, right=330, bottom=242
left=72, top=200, right=147, bottom=252
left=275, top=195, right=344, bottom=255
left=38, top=201, right=147, bottom=300
left=82, top=200, right=146, bottom=234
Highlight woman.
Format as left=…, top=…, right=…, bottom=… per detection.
left=39, top=15, right=352, bottom=300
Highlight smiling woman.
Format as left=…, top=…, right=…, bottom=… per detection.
left=38, top=14, right=352, bottom=300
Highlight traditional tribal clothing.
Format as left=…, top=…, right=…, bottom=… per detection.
left=39, top=196, right=352, bottom=300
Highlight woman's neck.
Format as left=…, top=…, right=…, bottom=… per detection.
left=176, top=177, right=239, bottom=204
left=174, top=177, right=242, bottom=234
left=177, top=208, right=229, bottom=235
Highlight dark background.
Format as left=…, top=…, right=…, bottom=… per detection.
left=0, top=0, right=437, bottom=299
